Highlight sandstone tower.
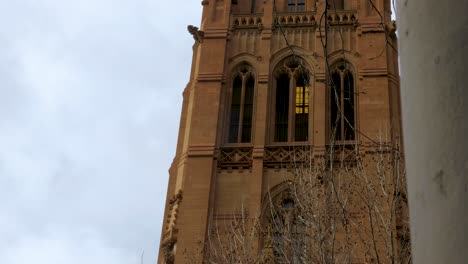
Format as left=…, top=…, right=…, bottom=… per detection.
left=158, top=0, right=403, bottom=263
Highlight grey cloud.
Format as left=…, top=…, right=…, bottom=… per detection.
left=0, top=0, right=202, bottom=263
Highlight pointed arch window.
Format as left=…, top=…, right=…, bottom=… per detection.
left=330, top=61, right=356, bottom=142
left=272, top=57, right=311, bottom=143
left=228, top=64, right=255, bottom=143
left=251, top=0, right=256, bottom=13
left=264, top=192, right=306, bottom=263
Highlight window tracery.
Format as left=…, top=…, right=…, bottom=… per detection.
left=330, top=60, right=356, bottom=143
left=265, top=191, right=306, bottom=263
left=272, top=57, right=311, bottom=143
left=228, top=63, right=255, bottom=144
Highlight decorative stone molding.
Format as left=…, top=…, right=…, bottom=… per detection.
left=361, top=23, right=385, bottom=33
left=218, top=147, right=253, bottom=169
left=161, top=189, right=183, bottom=263
left=257, top=73, right=268, bottom=83
left=203, top=28, right=229, bottom=39
left=327, top=144, right=358, bottom=164
left=326, top=10, right=358, bottom=26
left=213, top=213, right=248, bottom=220
left=264, top=146, right=312, bottom=168
left=187, top=144, right=216, bottom=157
left=201, top=0, right=209, bottom=6
left=232, top=14, right=264, bottom=31
left=197, top=73, right=224, bottom=82
left=161, top=235, right=177, bottom=264
left=169, top=189, right=183, bottom=207
left=360, top=67, right=388, bottom=77
left=273, top=12, right=317, bottom=29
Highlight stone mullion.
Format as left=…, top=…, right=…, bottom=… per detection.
left=237, top=74, right=247, bottom=143
left=340, top=72, right=345, bottom=141
left=308, top=74, right=314, bottom=144
left=352, top=70, right=358, bottom=142
left=288, top=73, right=295, bottom=143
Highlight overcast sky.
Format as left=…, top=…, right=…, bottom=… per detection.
left=0, top=1, right=400, bottom=263
left=0, top=1, right=202, bottom=263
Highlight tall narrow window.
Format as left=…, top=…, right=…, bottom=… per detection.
left=330, top=0, right=344, bottom=10
left=275, top=74, right=290, bottom=142
left=228, top=64, right=256, bottom=143
left=343, top=71, right=354, bottom=140
left=288, top=0, right=306, bottom=12
left=265, top=193, right=306, bottom=263
left=287, top=0, right=296, bottom=12
left=330, top=62, right=356, bottom=142
left=295, top=74, right=309, bottom=141
left=297, top=0, right=305, bottom=11
left=241, top=75, right=254, bottom=142
left=250, top=0, right=256, bottom=14
left=273, top=57, right=311, bottom=143
left=229, top=76, right=242, bottom=143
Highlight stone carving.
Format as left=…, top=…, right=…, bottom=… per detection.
left=187, top=25, right=204, bottom=43
left=329, top=144, right=357, bottom=164
left=326, top=11, right=358, bottom=28
left=161, top=237, right=176, bottom=264
left=161, top=189, right=183, bottom=263
left=232, top=15, right=263, bottom=31
left=273, top=12, right=317, bottom=29
left=264, top=146, right=312, bottom=167
left=218, top=147, right=253, bottom=169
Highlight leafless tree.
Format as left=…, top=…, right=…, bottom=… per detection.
left=184, top=142, right=410, bottom=264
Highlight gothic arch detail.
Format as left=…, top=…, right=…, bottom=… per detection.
left=227, top=63, right=256, bottom=144
left=329, top=60, right=356, bottom=143
left=261, top=182, right=306, bottom=263
left=270, top=56, right=312, bottom=143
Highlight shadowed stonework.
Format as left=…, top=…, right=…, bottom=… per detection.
left=158, top=1, right=407, bottom=263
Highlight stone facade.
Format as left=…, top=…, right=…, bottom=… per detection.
left=158, top=0, right=402, bottom=263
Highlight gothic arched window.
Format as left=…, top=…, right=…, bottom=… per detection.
left=265, top=193, right=306, bottom=263
left=272, top=57, right=311, bottom=143
left=287, top=0, right=305, bottom=12
left=330, top=61, right=356, bottom=142
left=228, top=64, right=255, bottom=143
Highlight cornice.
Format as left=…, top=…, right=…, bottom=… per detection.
left=197, top=73, right=224, bottom=82
left=187, top=144, right=216, bottom=158
left=203, top=27, right=229, bottom=39
left=360, top=67, right=388, bottom=77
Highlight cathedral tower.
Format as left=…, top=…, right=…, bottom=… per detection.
left=159, top=0, right=401, bottom=263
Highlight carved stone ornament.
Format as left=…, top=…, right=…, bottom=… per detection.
left=389, top=20, right=397, bottom=37
left=264, top=146, right=312, bottom=167
left=218, top=147, right=253, bottom=169
left=169, top=190, right=183, bottom=207
left=201, top=0, right=209, bottom=5
left=187, top=25, right=204, bottom=43
left=162, top=238, right=176, bottom=264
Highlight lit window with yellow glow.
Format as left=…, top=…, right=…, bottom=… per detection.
left=294, top=85, right=309, bottom=141
left=273, top=56, right=311, bottom=143
left=295, top=86, right=309, bottom=114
